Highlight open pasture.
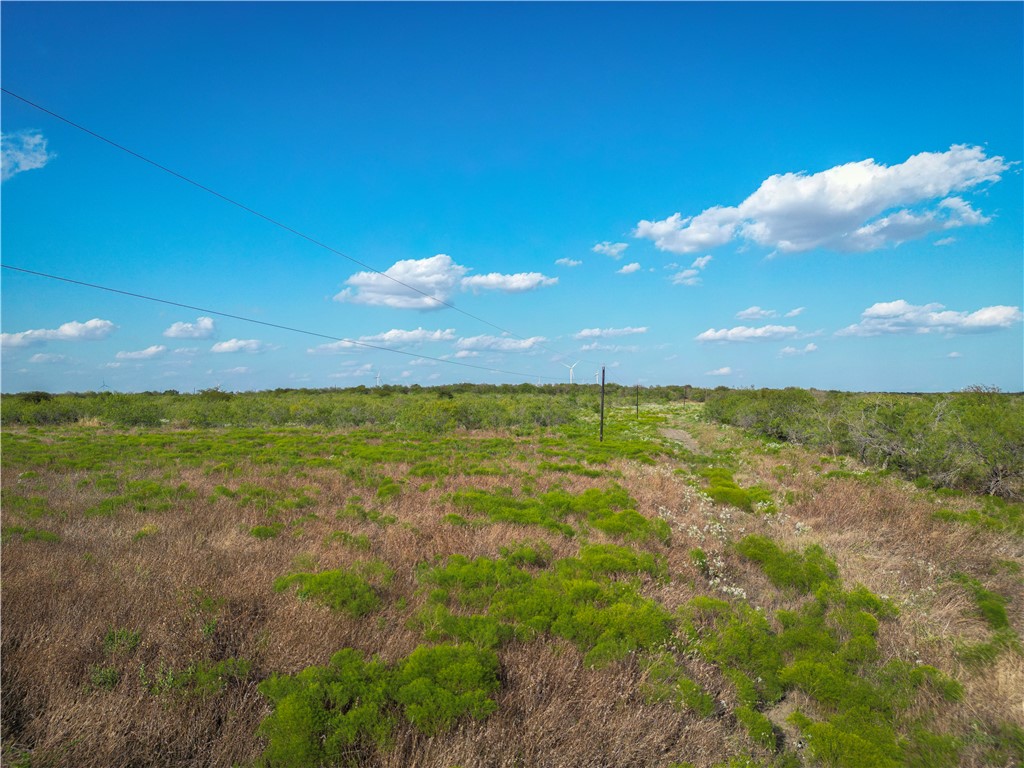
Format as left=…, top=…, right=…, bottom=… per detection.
left=2, top=389, right=1021, bottom=767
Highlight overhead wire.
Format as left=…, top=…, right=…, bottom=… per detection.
left=0, top=264, right=565, bottom=383
left=1, top=88, right=605, bottom=369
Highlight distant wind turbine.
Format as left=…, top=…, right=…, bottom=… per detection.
left=375, top=371, right=382, bottom=387
left=561, top=360, right=580, bottom=385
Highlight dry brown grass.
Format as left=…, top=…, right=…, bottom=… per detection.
left=2, top=413, right=1021, bottom=767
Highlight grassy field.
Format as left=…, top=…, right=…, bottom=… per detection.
left=1, top=391, right=1021, bottom=767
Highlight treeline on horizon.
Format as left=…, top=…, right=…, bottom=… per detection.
left=0, top=383, right=664, bottom=432
left=2, top=383, right=1020, bottom=500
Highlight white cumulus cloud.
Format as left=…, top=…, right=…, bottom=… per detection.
left=164, top=316, right=215, bottom=339
left=336, top=254, right=468, bottom=309
left=705, top=367, right=733, bottom=376
left=669, top=254, right=714, bottom=286
left=784, top=307, right=806, bottom=318
left=636, top=145, right=1010, bottom=255
left=617, top=262, right=642, bottom=275
left=456, top=335, right=547, bottom=352
left=28, top=353, right=67, bottom=364
left=461, top=272, right=558, bottom=292
left=556, top=258, right=582, bottom=267
left=580, top=343, right=640, bottom=353
left=696, top=325, right=799, bottom=343
left=308, top=327, right=455, bottom=355
left=593, top=241, right=629, bottom=259
left=335, top=254, right=556, bottom=309
left=575, top=326, right=648, bottom=339
left=2, top=130, right=55, bottom=182
left=671, top=269, right=702, bottom=286
left=116, top=345, right=167, bottom=360
left=836, top=300, right=1023, bottom=336
left=736, top=306, right=778, bottom=320
left=362, top=327, right=456, bottom=344
left=779, top=343, right=818, bottom=357
left=211, top=339, right=270, bottom=353
left=1, top=318, right=116, bottom=348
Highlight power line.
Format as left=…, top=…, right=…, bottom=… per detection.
left=0, top=263, right=565, bottom=383
left=1, top=87, right=602, bottom=368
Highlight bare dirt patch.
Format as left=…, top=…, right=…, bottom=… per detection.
left=660, top=427, right=704, bottom=454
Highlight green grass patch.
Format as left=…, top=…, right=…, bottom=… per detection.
left=102, top=628, right=141, bottom=656
left=274, top=564, right=392, bottom=617
left=257, top=643, right=499, bottom=766
left=88, top=665, right=120, bottom=691
left=700, top=468, right=776, bottom=513
left=448, top=484, right=669, bottom=543
left=420, top=545, right=673, bottom=668
left=1, top=525, right=60, bottom=543
left=952, top=573, right=1011, bottom=630
left=324, top=530, right=371, bottom=550
left=86, top=479, right=195, bottom=517
left=933, top=496, right=1024, bottom=537
left=640, top=651, right=716, bottom=717
left=734, top=534, right=840, bottom=594
left=142, top=657, right=251, bottom=698
left=250, top=523, right=285, bottom=539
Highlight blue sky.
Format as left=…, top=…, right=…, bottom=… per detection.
left=2, top=2, right=1021, bottom=393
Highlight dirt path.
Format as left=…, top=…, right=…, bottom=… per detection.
left=660, top=427, right=704, bottom=454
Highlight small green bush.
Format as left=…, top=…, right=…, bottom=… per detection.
left=736, top=705, right=777, bottom=750
left=103, top=628, right=140, bottom=656
left=734, top=535, right=839, bottom=594
left=257, top=644, right=500, bottom=766
left=1, top=525, right=60, bottom=543
left=250, top=523, right=284, bottom=539
left=700, top=468, right=777, bottom=514
left=274, top=569, right=381, bottom=617
left=89, top=665, right=120, bottom=691
left=640, top=652, right=715, bottom=717
left=952, top=573, right=1011, bottom=629
left=392, top=644, right=500, bottom=735
left=143, top=657, right=250, bottom=698
left=324, top=530, right=371, bottom=550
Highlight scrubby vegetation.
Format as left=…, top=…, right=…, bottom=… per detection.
left=1, top=387, right=1020, bottom=767
left=703, top=387, right=1024, bottom=500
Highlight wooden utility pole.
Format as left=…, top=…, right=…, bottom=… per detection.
left=635, top=384, right=639, bottom=418
left=599, top=366, right=606, bottom=441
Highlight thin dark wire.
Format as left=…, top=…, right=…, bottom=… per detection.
left=1, top=87, right=600, bottom=367
left=0, top=264, right=563, bottom=382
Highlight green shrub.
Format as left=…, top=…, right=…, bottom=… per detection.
left=789, top=708, right=903, bottom=768
left=144, top=657, right=250, bottom=698
left=734, top=535, right=839, bottom=594
left=250, top=523, right=284, bottom=539
left=700, top=468, right=777, bottom=514
left=690, top=547, right=710, bottom=576
left=257, top=644, right=500, bottom=766
left=422, top=549, right=674, bottom=668
left=274, top=569, right=381, bottom=617
left=640, top=652, right=715, bottom=717
left=736, top=705, right=777, bottom=750
left=952, top=573, right=1011, bottom=629
left=1, top=525, right=60, bottom=543
left=392, top=644, right=500, bottom=735
left=414, top=604, right=513, bottom=649
left=258, top=649, right=394, bottom=766
left=324, top=530, right=371, bottom=550
left=88, top=665, right=120, bottom=691
left=375, top=477, right=402, bottom=502
left=103, top=628, right=140, bottom=656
